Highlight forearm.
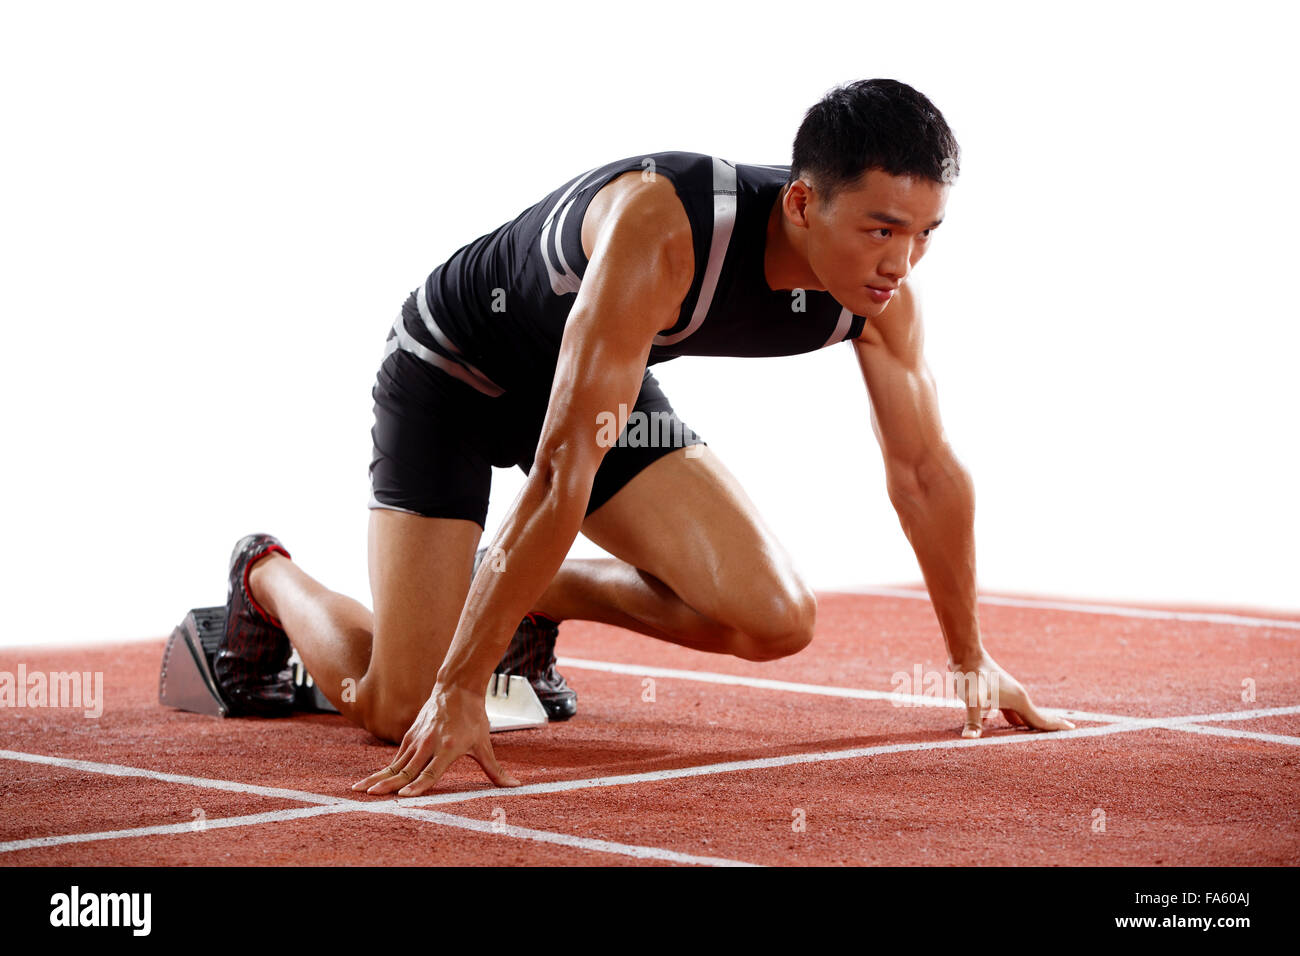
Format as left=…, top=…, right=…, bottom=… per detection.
left=436, top=460, right=590, bottom=692
left=888, top=453, right=983, bottom=668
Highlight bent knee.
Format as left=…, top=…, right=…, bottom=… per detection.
left=357, top=679, right=426, bottom=743
left=729, top=583, right=817, bottom=662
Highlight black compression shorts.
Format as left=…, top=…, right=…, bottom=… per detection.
left=369, top=347, right=706, bottom=528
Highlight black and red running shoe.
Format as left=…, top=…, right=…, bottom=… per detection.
left=213, top=533, right=296, bottom=717
left=476, top=547, right=578, bottom=721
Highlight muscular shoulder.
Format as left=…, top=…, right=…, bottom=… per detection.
left=581, top=170, right=694, bottom=289
left=568, top=171, right=695, bottom=340
left=852, top=282, right=923, bottom=364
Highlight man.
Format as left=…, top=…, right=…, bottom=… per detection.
left=214, top=78, right=1073, bottom=798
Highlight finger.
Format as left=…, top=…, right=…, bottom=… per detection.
left=961, top=700, right=984, bottom=739
left=352, top=760, right=409, bottom=792
left=1031, top=710, right=1076, bottom=732
left=1005, top=695, right=1076, bottom=733
left=469, top=738, right=521, bottom=788
left=397, top=749, right=462, bottom=797
left=1001, top=708, right=1029, bottom=728
left=367, top=726, right=447, bottom=794
left=351, top=732, right=420, bottom=791
left=367, top=741, right=439, bottom=794
left=351, top=770, right=386, bottom=792
left=365, top=761, right=424, bottom=795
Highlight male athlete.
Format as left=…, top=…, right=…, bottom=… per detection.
left=208, top=78, right=1074, bottom=797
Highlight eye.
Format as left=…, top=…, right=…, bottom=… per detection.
left=865, top=227, right=891, bottom=239
left=919, top=228, right=933, bottom=240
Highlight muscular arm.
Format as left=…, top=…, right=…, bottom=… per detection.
left=852, top=285, right=983, bottom=668
left=436, top=178, right=695, bottom=692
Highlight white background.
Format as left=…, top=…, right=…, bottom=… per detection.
left=2, top=0, right=1297, bottom=647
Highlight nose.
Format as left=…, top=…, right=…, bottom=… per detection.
left=878, top=239, right=911, bottom=282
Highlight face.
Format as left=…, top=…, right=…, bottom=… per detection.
left=795, top=169, right=948, bottom=317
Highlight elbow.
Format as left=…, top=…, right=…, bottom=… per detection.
left=530, top=442, right=600, bottom=522
left=889, top=449, right=971, bottom=507
left=915, top=447, right=970, bottom=496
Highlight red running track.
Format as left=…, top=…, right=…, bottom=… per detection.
left=1, top=589, right=1297, bottom=866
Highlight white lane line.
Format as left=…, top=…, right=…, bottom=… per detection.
left=0, top=749, right=751, bottom=866
left=0, top=749, right=346, bottom=806
left=560, top=657, right=959, bottom=705
left=372, top=805, right=755, bottom=866
left=1153, top=704, right=1300, bottom=724
left=559, top=654, right=1141, bottom=723
left=0, top=804, right=354, bottom=854
left=1055, top=704, right=1300, bottom=726
left=403, top=721, right=1157, bottom=807
left=558, top=657, right=1300, bottom=727
left=401, top=703, right=1300, bottom=808
left=835, top=587, right=1300, bottom=631
left=1165, top=724, right=1300, bottom=747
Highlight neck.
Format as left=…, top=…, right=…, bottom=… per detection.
left=764, top=183, right=824, bottom=292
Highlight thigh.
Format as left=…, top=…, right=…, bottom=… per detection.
left=513, top=368, right=707, bottom=517
left=585, top=368, right=705, bottom=516
left=581, top=443, right=815, bottom=636
left=370, top=348, right=500, bottom=525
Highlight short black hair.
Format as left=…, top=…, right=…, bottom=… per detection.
left=789, top=79, right=960, bottom=204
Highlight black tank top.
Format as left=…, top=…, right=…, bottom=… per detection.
left=385, top=151, right=868, bottom=396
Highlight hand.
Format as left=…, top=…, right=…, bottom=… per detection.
left=949, top=652, right=1075, bottom=739
left=351, top=681, right=521, bottom=796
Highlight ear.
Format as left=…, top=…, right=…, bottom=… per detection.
left=782, top=179, right=814, bottom=226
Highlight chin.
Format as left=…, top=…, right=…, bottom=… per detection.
left=830, top=289, right=886, bottom=317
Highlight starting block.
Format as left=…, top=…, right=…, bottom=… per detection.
left=159, top=606, right=231, bottom=717
left=160, top=606, right=549, bottom=732
left=159, top=606, right=335, bottom=716
left=484, top=672, right=548, bottom=732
